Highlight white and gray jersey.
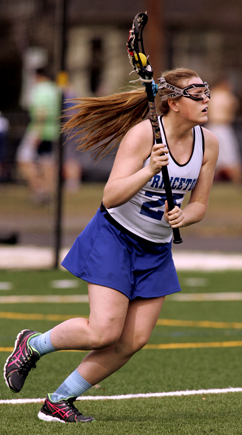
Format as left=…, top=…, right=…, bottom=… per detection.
left=107, top=116, right=204, bottom=243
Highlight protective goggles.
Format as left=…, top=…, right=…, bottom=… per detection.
left=158, top=77, right=211, bottom=102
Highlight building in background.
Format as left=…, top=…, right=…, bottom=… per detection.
left=1, top=0, right=242, bottom=255
left=1, top=0, right=242, bottom=179
left=1, top=0, right=242, bottom=102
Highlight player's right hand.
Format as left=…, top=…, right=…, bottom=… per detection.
left=149, top=143, right=169, bottom=174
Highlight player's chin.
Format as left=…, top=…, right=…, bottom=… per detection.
left=195, top=113, right=208, bottom=124
left=201, top=110, right=208, bottom=122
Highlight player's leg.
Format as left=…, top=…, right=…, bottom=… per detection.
left=38, top=295, right=165, bottom=423
left=4, top=283, right=129, bottom=394
left=37, top=285, right=130, bottom=423
left=76, top=295, right=166, bottom=387
left=50, top=283, right=130, bottom=350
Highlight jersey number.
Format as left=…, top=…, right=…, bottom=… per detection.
left=140, top=192, right=183, bottom=221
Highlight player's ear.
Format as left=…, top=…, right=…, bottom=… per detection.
left=168, top=98, right=180, bottom=112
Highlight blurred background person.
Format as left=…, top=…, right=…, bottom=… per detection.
left=0, top=111, right=9, bottom=182
left=57, top=71, right=83, bottom=192
left=207, top=79, right=242, bottom=183
left=16, top=68, right=61, bottom=204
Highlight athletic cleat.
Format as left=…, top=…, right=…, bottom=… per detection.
left=3, top=329, right=41, bottom=393
left=38, top=394, right=95, bottom=423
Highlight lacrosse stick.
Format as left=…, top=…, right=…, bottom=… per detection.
left=127, top=12, right=183, bottom=244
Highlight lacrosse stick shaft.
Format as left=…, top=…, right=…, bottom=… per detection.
left=127, top=11, right=183, bottom=244
left=145, top=82, right=183, bottom=244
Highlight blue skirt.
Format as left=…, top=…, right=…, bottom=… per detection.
left=61, top=208, right=181, bottom=300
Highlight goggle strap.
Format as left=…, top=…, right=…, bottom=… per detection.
left=158, top=77, right=210, bottom=101
left=158, top=78, right=184, bottom=99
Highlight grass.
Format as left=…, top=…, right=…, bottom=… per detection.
left=1, top=181, right=242, bottom=433
left=1, top=394, right=242, bottom=435
left=0, top=181, right=242, bottom=238
left=1, top=269, right=242, bottom=434
left=181, top=182, right=242, bottom=237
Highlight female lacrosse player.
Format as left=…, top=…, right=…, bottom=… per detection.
left=4, top=68, right=218, bottom=423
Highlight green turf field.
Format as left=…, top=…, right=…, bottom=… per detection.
left=1, top=269, right=242, bottom=434
left=1, top=182, right=242, bottom=239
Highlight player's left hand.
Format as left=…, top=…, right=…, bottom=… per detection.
left=164, top=200, right=184, bottom=228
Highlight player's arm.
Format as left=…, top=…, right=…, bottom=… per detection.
left=164, top=128, right=219, bottom=228
left=103, top=119, right=169, bottom=209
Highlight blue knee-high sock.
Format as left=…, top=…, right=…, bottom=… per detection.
left=29, top=329, right=56, bottom=356
left=50, top=369, right=92, bottom=402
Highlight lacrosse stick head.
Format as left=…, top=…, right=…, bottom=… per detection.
left=127, top=12, right=153, bottom=82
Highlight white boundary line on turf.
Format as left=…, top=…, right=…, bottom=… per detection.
left=1, top=388, right=242, bottom=404
left=0, top=247, right=242, bottom=270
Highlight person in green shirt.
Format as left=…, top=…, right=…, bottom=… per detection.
left=16, top=68, right=61, bottom=204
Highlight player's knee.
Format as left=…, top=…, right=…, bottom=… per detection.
left=114, top=333, right=150, bottom=358
left=132, top=334, right=150, bottom=353
left=90, top=327, right=121, bottom=349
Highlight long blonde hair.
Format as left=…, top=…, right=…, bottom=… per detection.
left=63, top=67, right=199, bottom=158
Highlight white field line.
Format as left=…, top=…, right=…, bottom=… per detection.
left=170, top=292, right=242, bottom=301
left=1, top=388, right=242, bottom=405
left=0, top=295, right=89, bottom=304
left=0, top=247, right=242, bottom=270
left=173, top=251, right=242, bottom=271
left=2, top=292, right=242, bottom=303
